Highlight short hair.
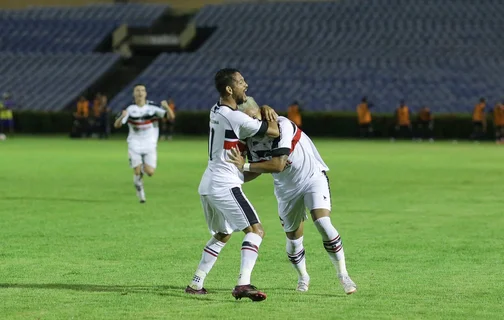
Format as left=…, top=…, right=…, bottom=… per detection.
left=237, top=96, right=260, bottom=113
left=215, top=68, right=240, bottom=96
left=133, top=84, right=146, bottom=90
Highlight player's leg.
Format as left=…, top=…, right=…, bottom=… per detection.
left=217, top=187, right=266, bottom=301
left=186, top=195, right=232, bottom=294
left=279, top=196, right=310, bottom=291
left=306, top=172, right=357, bottom=294
left=129, top=150, right=146, bottom=203
left=142, top=150, right=157, bottom=177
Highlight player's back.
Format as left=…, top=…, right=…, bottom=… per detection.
left=247, top=117, right=328, bottom=199
left=199, top=103, right=266, bottom=195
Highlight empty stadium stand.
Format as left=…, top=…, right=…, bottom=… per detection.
left=111, top=0, right=504, bottom=113
left=0, top=3, right=169, bottom=111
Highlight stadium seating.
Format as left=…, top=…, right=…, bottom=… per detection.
left=0, top=3, right=168, bottom=110
left=0, top=53, right=120, bottom=111
left=112, top=0, right=504, bottom=113
left=0, top=3, right=168, bottom=27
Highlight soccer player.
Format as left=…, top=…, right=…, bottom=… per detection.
left=114, top=84, right=175, bottom=203
left=185, top=69, right=279, bottom=301
left=227, top=97, right=357, bottom=295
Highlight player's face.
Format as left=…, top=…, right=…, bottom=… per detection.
left=230, top=73, right=248, bottom=105
left=133, top=86, right=147, bottom=101
left=244, top=107, right=262, bottom=121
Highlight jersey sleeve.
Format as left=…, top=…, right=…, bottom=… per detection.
left=271, top=118, right=296, bottom=157
left=228, top=110, right=268, bottom=140
left=152, top=106, right=167, bottom=118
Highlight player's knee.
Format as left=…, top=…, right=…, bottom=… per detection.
left=214, top=232, right=231, bottom=243
left=134, top=166, right=142, bottom=175
left=144, top=166, right=155, bottom=176
left=243, top=224, right=265, bottom=239
left=311, top=208, right=331, bottom=221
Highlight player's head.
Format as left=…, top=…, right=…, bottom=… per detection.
left=480, top=97, right=486, bottom=103
left=214, top=68, right=248, bottom=105
left=133, top=84, right=147, bottom=102
left=238, top=96, right=261, bottom=120
left=361, top=96, right=367, bottom=103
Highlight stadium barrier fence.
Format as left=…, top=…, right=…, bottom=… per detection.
left=11, top=110, right=495, bottom=140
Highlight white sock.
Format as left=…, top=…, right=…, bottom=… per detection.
left=237, top=232, right=262, bottom=286
left=314, top=216, right=348, bottom=275
left=286, top=236, right=308, bottom=280
left=190, top=237, right=226, bottom=290
left=133, top=174, right=143, bottom=188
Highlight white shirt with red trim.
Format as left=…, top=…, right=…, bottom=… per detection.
left=246, top=116, right=329, bottom=201
left=121, top=103, right=166, bottom=152
left=198, top=102, right=267, bottom=195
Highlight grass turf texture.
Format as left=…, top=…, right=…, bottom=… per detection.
left=0, top=137, right=503, bottom=319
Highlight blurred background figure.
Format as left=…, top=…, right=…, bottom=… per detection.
left=392, top=100, right=412, bottom=141
left=73, top=96, right=90, bottom=138
left=92, top=93, right=102, bottom=137
left=356, top=96, right=373, bottom=139
left=161, top=98, right=176, bottom=140
left=416, top=106, right=434, bottom=142
left=0, top=92, right=14, bottom=134
left=492, top=101, right=504, bottom=144
left=471, top=98, right=486, bottom=141
left=287, top=100, right=302, bottom=129
left=99, top=95, right=111, bottom=139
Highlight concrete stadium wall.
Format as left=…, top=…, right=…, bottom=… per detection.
left=0, top=0, right=113, bottom=9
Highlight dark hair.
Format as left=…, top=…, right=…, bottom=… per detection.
left=480, top=97, right=486, bottom=102
left=133, top=84, right=146, bottom=90
left=215, top=68, right=240, bottom=96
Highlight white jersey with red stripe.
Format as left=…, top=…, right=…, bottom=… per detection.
left=198, top=102, right=268, bottom=195
left=121, top=103, right=166, bottom=152
left=246, top=116, right=329, bottom=201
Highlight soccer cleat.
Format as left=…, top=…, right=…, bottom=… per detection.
left=232, top=284, right=267, bottom=302
left=135, top=185, right=146, bottom=203
left=338, top=273, right=357, bottom=295
left=296, top=279, right=309, bottom=292
left=185, top=285, right=208, bottom=295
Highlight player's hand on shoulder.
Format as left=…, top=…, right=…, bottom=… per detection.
left=261, top=105, right=278, bottom=121
left=161, top=100, right=168, bottom=108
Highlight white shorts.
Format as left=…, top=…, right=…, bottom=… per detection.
left=200, top=187, right=260, bottom=235
left=128, top=148, right=157, bottom=169
left=278, top=171, right=331, bottom=232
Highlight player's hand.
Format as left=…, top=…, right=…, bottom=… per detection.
left=227, top=146, right=245, bottom=171
left=261, top=105, right=278, bottom=121
left=161, top=100, right=168, bottom=108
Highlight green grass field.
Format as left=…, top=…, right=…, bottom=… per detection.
left=1, top=137, right=503, bottom=319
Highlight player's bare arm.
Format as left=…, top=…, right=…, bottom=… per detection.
left=161, top=100, right=176, bottom=120
left=114, top=110, right=128, bottom=128
left=244, top=172, right=262, bottom=182
left=228, top=147, right=288, bottom=173
left=265, top=120, right=280, bottom=138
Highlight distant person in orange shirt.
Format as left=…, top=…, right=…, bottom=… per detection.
left=356, top=96, right=373, bottom=138
left=92, top=93, right=102, bottom=136
left=471, top=98, right=487, bottom=141
left=492, top=101, right=504, bottom=144
left=162, top=98, right=176, bottom=140
left=416, top=106, right=434, bottom=142
left=287, top=101, right=302, bottom=129
left=75, top=96, right=91, bottom=137
left=393, top=100, right=412, bottom=140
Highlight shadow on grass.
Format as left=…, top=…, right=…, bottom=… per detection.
left=0, top=283, right=237, bottom=302
left=0, top=196, right=108, bottom=203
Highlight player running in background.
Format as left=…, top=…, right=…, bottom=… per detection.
left=185, top=69, right=279, bottom=301
left=227, top=97, right=357, bottom=295
left=114, top=84, right=175, bottom=203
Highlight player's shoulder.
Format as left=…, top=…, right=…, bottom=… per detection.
left=125, top=104, right=137, bottom=111
left=147, top=100, right=161, bottom=108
